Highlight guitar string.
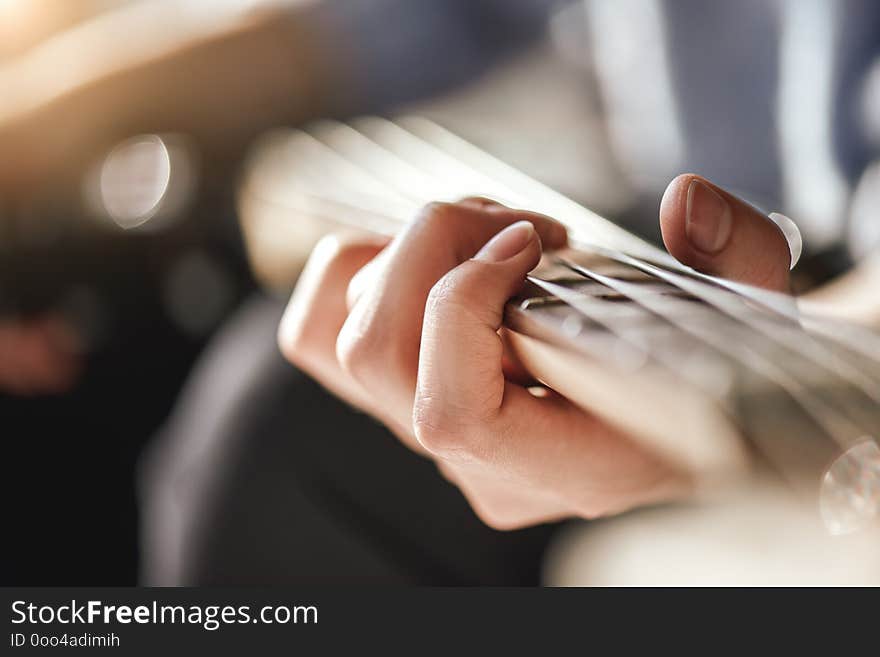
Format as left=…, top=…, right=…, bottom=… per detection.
left=242, top=175, right=855, bottom=482
left=521, top=276, right=737, bottom=394
left=396, top=117, right=880, bottom=369
left=369, top=119, right=880, bottom=455
left=303, top=120, right=880, bottom=402
left=241, top=120, right=880, bottom=461
left=241, top=170, right=732, bottom=392
left=285, top=121, right=875, bottom=391
left=559, top=259, right=871, bottom=450
left=258, top=124, right=734, bottom=388
left=583, top=246, right=880, bottom=431
left=526, top=271, right=864, bottom=486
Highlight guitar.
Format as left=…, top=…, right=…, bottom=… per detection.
left=237, top=116, right=880, bottom=537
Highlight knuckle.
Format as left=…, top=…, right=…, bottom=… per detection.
left=425, top=274, right=456, bottom=317
left=335, top=313, right=406, bottom=391
left=412, top=407, right=468, bottom=457
left=312, top=233, right=387, bottom=277
left=425, top=262, right=487, bottom=320
left=276, top=235, right=370, bottom=367
left=414, top=390, right=503, bottom=460
left=334, top=321, right=379, bottom=384
left=311, top=233, right=358, bottom=267
left=277, top=310, right=330, bottom=376
left=417, top=201, right=455, bottom=228
left=413, top=400, right=482, bottom=458
left=415, top=201, right=475, bottom=236
left=458, top=196, right=499, bottom=208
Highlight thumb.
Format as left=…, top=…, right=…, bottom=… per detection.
left=414, top=221, right=542, bottom=449
left=659, top=174, right=792, bottom=292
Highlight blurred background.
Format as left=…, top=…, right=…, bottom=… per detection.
left=2, top=0, right=880, bottom=584
left=1, top=0, right=258, bottom=584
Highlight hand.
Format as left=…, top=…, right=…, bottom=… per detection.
left=278, top=175, right=792, bottom=529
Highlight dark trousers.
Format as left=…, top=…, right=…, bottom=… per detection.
left=139, top=295, right=559, bottom=585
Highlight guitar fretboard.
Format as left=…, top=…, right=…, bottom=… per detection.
left=238, top=117, right=880, bottom=534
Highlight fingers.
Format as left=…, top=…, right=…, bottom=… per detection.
left=278, top=233, right=388, bottom=414
left=425, top=385, right=685, bottom=522
left=335, top=201, right=567, bottom=430
left=659, top=174, right=792, bottom=292
left=413, top=221, right=542, bottom=443
left=280, top=200, right=684, bottom=527
left=412, top=223, right=685, bottom=518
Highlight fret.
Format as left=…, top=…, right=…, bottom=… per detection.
left=559, top=257, right=873, bottom=479
left=237, top=117, right=880, bottom=532
left=557, top=252, right=880, bottom=413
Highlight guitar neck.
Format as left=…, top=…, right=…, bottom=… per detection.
left=238, top=117, right=880, bottom=535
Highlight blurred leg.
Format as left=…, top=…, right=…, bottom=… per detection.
left=139, top=294, right=558, bottom=585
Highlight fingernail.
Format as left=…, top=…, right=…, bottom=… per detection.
left=474, top=221, right=536, bottom=263
left=686, top=180, right=732, bottom=254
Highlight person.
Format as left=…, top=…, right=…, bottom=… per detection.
left=138, top=175, right=800, bottom=584
left=5, top=0, right=880, bottom=391
left=275, top=176, right=794, bottom=529
left=4, top=0, right=879, bottom=582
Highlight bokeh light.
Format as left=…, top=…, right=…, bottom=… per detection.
left=98, top=134, right=172, bottom=230
left=820, top=440, right=880, bottom=535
